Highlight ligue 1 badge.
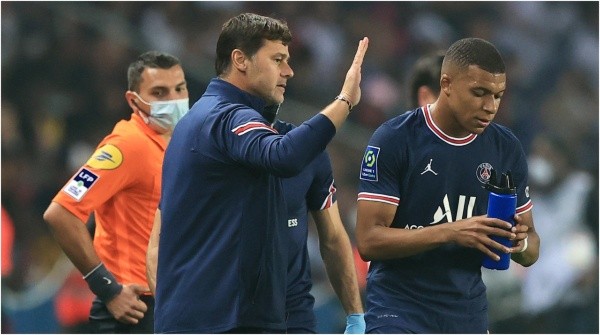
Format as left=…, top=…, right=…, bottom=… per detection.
left=360, top=145, right=380, bottom=181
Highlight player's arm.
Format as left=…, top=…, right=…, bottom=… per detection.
left=312, top=202, right=363, bottom=314
left=509, top=210, right=539, bottom=266
left=355, top=200, right=446, bottom=260
left=311, top=202, right=365, bottom=334
left=43, top=202, right=148, bottom=324
left=146, top=208, right=161, bottom=295
left=355, top=200, right=516, bottom=261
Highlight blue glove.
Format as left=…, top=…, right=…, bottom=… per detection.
left=344, top=313, right=366, bottom=334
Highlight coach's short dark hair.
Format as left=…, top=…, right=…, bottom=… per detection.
left=408, top=50, right=445, bottom=108
left=215, top=13, right=292, bottom=76
left=127, top=51, right=181, bottom=92
left=443, top=37, right=505, bottom=74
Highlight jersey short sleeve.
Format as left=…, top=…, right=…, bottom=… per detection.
left=358, top=123, right=403, bottom=206
left=507, top=130, right=533, bottom=214
left=52, top=134, right=136, bottom=223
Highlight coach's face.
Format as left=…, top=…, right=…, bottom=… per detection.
left=442, top=64, right=506, bottom=136
left=244, top=39, right=294, bottom=105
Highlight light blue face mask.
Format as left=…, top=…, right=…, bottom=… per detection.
left=134, top=93, right=189, bottom=134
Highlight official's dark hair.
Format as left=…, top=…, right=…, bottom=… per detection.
left=215, top=13, right=292, bottom=76
left=443, top=37, right=505, bottom=74
left=408, top=50, right=445, bottom=108
left=127, top=51, right=181, bottom=92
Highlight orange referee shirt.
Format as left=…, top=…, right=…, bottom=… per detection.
left=52, top=113, right=167, bottom=287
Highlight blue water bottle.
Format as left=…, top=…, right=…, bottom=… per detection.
left=482, top=169, right=517, bottom=270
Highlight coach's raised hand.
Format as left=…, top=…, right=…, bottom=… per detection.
left=321, top=37, right=369, bottom=129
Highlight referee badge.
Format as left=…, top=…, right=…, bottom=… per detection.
left=360, top=145, right=380, bottom=181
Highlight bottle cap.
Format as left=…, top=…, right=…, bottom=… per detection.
left=483, top=169, right=517, bottom=195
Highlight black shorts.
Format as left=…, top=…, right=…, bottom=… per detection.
left=89, top=295, right=154, bottom=334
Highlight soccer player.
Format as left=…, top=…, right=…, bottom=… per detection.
left=153, top=13, right=368, bottom=333
left=43, top=51, right=189, bottom=333
left=355, top=37, right=540, bottom=333
left=274, top=106, right=366, bottom=334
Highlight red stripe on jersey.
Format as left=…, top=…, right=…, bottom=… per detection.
left=357, top=192, right=399, bottom=206
left=320, top=181, right=337, bottom=210
left=423, top=105, right=477, bottom=146
left=232, top=122, right=278, bottom=135
left=517, top=200, right=533, bottom=214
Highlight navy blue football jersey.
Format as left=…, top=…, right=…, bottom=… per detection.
left=274, top=120, right=337, bottom=332
left=155, top=78, right=337, bottom=333
left=358, top=105, right=532, bottom=333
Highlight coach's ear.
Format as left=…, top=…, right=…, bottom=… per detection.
left=231, top=49, right=248, bottom=73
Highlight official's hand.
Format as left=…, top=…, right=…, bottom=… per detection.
left=340, top=37, right=369, bottom=107
left=344, top=313, right=366, bottom=334
left=450, top=215, right=515, bottom=261
left=105, top=283, right=150, bottom=324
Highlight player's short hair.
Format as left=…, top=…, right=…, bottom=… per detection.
left=215, top=13, right=292, bottom=76
left=127, top=51, right=182, bottom=92
left=443, top=37, right=505, bottom=74
left=408, top=50, right=445, bottom=108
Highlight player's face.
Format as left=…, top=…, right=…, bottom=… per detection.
left=447, top=65, right=506, bottom=136
left=245, top=39, right=294, bottom=105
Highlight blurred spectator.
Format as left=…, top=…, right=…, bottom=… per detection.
left=2, top=206, right=16, bottom=332
left=53, top=269, right=95, bottom=333
left=2, top=206, right=15, bottom=277
left=406, top=49, right=445, bottom=109
left=495, top=134, right=598, bottom=333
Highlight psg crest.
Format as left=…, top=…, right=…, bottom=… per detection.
left=476, top=163, right=494, bottom=183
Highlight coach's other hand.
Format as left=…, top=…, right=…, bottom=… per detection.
left=344, top=313, right=366, bottom=334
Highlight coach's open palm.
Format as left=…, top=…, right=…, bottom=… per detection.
left=340, top=37, right=369, bottom=107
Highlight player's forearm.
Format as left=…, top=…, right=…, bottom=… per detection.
left=321, top=236, right=364, bottom=314
left=356, top=223, right=449, bottom=261
left=511, top=232, right=540, bottom=267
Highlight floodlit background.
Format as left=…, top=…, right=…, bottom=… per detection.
left=1, top=2, right=598, bottom=333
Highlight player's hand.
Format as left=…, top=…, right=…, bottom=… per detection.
left=105, top=283, right=150, bottom=324
left=450, top=215, right=515, bottom=261
left=509, top=214, right=529, bottom=253
left=339, top=37, right=369, bottom=107
left=344, top=313, right=366, bottom=334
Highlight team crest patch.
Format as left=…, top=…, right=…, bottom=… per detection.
left=476, top=162, right=494, bottom=183
left=360, top=145, right=380, bottom=181
left=63, top=168, right=99, bottom=201
left=86, top=144, right=123, bottom=170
